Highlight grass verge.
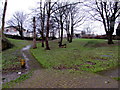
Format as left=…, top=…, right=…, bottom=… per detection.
left=113, top=77, right=120, bottom=81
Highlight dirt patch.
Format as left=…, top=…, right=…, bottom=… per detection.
left=53, top=64, right=84, bottom=71
left=3, top=66, right=22, bottom=74
left=53, top=61, right=97, bottom=70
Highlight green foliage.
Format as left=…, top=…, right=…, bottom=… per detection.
left=31, top=39, right=119, bottom=73
left=113, top=77, right=120, bottom=81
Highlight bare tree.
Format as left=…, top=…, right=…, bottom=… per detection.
left=45, top=0, right=51, bottom=50
left=64, top=3, right=70, bottom=42
left=7, top=11, right=27, bottom=39
left=44, top=0, right=58, bottom=50
left=57, top=2, right=67, bottom=46
left=53, top=2, right=71, bottom=45
left=84, top=0, right=120, bottom=44
left=52, top=1, right=84, bottom=44
left=69, top=3, right=85, bottom=43
left=38, top=1, right=46, bottom=47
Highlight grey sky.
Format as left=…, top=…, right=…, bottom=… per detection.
left=6, top=0, right=38, bottom=20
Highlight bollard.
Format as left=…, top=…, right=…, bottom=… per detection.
left=20, top=59, right=26, bottom=69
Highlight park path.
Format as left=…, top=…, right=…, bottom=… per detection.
left=13, top=45, right=119, bottom=88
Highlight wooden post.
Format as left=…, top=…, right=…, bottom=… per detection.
left=33, top=17, right=37, bottom=49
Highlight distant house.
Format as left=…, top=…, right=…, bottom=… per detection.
left=4, top=26, right=20, bottom=36
left=74, top=31, right=95, bottom=38
left=4, top=26, right=34, bottom=37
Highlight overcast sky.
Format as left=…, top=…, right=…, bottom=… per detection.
left=1, top=0, right=112, bottom=35
left=6, top=0, right=38, bottom=20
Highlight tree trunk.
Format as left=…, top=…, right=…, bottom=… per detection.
left=41, top=27, right=44, bottom=47
left=69, top=16, right=74, bottom=43
left=17, top=24, right=23, bottom=39
left=69, top=23, right=73, bottom=43
left=59, top=15, right=63, bottom=46
left=107, top=18, right=115, bottom=44
left=41, top=21, right=45, bottom=47
left=67, top=33, right=70, bottom=42
left=107, top=32, right=114, bottom=44
left=19, top=29, right=23, bottom=39
left=66, top=20, right=70, bottom=42
left=45, top=13, right=50, bottom=50
left=41, top=36, right=44, bottom=47
left=2, top=0, right=7, bottom=38
left=20, top=24, right=24, bottom=39
left=41, top=3, right=45, bottom=47
left=33, top=17, right=37, bottom=49
left=59, top=29, right=60, bottom=39
left=116, top=23, right=120, bottom=36
left=60, top=23, right=63, bottom=46
left=58, top=23, right=60, bottom=39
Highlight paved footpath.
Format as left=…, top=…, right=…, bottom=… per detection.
left=13, top=69, right=118, bottom=88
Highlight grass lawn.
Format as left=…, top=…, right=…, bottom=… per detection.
left=2, top=38, right=32, bottom=72
left=31, top=38, right=119, bottom=73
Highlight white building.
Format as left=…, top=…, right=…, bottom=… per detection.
left=4, top=26, right=33, bottom=37
left=4, top=26, right=19, bottom=36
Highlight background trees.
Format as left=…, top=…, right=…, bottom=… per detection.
left=3, top=0, right=119, bottom=51
left=84, top=0, right=120, bottom=44
left=52, top=1, right=84, bottom=45
left=7, top=11, right=27, bottom=39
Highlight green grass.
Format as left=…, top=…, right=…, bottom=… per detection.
left=2, top=71, right=33, bottom=88
left=2, top=38, right=32, bottom=70
left=31, top=38, right=119, bottom=73
left=113, top=77, right=120, bottom=81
